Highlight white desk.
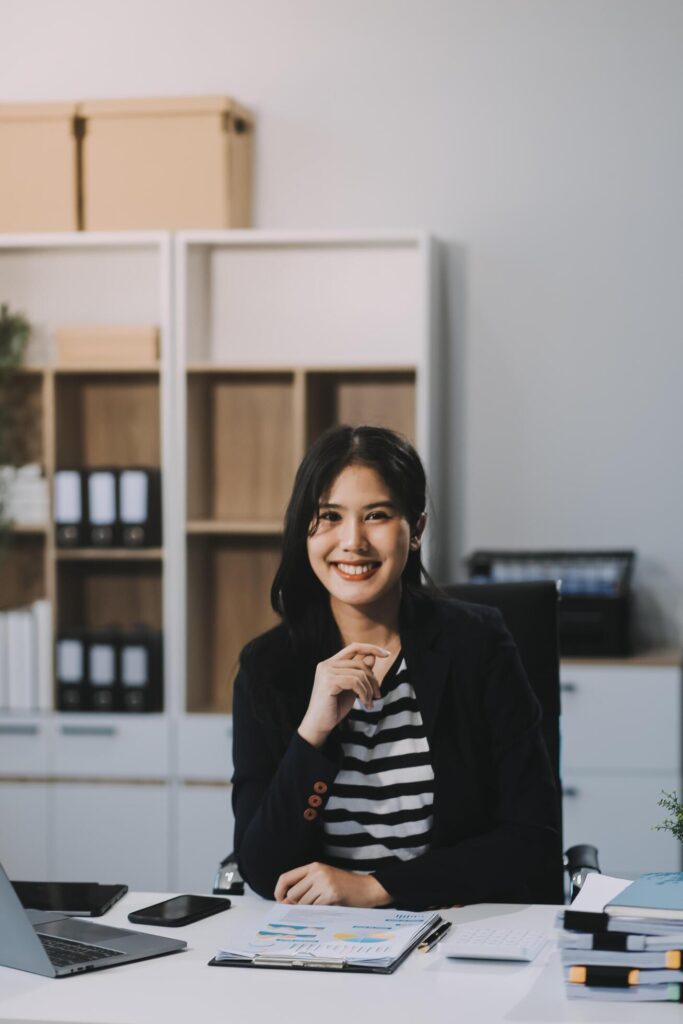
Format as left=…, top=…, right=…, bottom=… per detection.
left=1, top=893, right=680, bottom=1024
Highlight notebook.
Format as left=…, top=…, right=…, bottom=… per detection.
left=605, top=873, right=683, bottom=921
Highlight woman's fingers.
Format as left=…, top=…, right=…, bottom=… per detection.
left=283, top=874, right=316, bottom=904
left=331, top=643, right=390, bottom=662
left=274, top=865, right=309, bottom=901
left=330, top=666, right=377, bottom=708
left=331, top=660, right=381, bottom=700
left=293, top=883, right=321, bottom=905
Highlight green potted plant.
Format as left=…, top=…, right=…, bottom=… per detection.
left=655, top=790, right=683, bottom=845
left=0, top=303, right=31, bottom=534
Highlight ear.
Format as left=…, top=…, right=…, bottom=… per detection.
left=409, top=513, right=427, bottom=550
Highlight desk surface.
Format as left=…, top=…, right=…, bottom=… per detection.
left=1, top=893, right=680, bottom=1024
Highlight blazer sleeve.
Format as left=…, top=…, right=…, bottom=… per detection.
left=231, top=663, right=341, bottom=899
left=372, top=613, right=560, bottom=909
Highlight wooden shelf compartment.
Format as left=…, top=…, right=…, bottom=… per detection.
left=55, top=372, right=160, bottom=469
left=305, top=369, right=416, bottom=447
left=181, top=235, right=424, bottom=366
left=0, top=533, right=47, bottom=611
left=57, top=560, right=162, bottom=633
left=186, top=371, right=300, bottom=525
left=186, top=535, right=281, bottom=714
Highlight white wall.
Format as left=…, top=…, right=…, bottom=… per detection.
left=4, top=0, right=683, bottom=643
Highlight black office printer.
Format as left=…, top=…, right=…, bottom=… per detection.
left=466, top=550, right=635, bottom=657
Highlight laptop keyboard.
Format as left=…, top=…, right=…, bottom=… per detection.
left=38, top=933, right=121, bottom=967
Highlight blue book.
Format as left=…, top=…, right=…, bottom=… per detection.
left=606, top=874, right=683, bottom=921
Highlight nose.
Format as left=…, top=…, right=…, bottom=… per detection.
left=340, top=516, right=368, bottom=552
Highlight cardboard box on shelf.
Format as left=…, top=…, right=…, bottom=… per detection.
left=0, top=102, right=80, bottom=232
left=80, top=95, right=254, bottom=230
left=55, top=326, right=160, bottom=368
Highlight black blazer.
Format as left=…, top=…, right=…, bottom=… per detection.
left=232, top=592, right=561, bottom=910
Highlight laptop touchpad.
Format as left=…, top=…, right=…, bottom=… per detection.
left=37, top=918, right=132, bottom=947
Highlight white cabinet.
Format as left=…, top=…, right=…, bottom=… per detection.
left=0, top=781, right=50, bottom=878
left=51, top=715, right=170, bottom=779
left=176, top=715, right=232, bottom=782
left=0, top=718, right=50, bottom=775
left=563, top=773, right=681, bottom=879
left=175, top=784, right=234, bottom=893
left=560, top=658, right=682, bottom=880
left=51, top=782, right=171, bottom=890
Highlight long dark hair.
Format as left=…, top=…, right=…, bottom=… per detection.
left=271, top=424, right=430, bottom=662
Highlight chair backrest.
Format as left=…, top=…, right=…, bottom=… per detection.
left=443, top=581, right=564, bottom=903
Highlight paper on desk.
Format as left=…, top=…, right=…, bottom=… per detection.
left=214, top=903, right=439, bottom=966
left=568, top=873, right=632, bottom=912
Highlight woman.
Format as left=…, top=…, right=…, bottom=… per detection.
left=232, top=425, right=559, bottom=910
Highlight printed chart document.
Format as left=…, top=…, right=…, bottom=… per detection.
left=211, top=904, right=441, bottom=973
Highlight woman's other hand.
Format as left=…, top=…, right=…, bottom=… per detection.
left=275, top=862, right=391, bottom=907
left=297, top=643, right=389, bottom=748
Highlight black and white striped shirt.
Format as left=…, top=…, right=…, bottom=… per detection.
left=322, top=655, right=435, bottom=872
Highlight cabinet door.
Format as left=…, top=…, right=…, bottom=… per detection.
left=560, top=665, right=680, bottom=774
left=0, top=781, right=49, bottom=878
left=563, top=773, right=682, bottom=879
left=177, top=715, right=232, bottom=781
left=0, top=718, right=50, bottom=775
left=51, top=782, right=170, bottom=890
left=175, top=784, right=234, bottom=893
left=51, top=716, right=169, bottom=778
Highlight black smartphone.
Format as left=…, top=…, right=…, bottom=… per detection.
left=127, top=894, right=231, bottom=927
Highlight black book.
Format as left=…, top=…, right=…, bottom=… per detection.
left=54, top=470, right=86, bottom=547
left=119, top=468, right=162, bottom=547
left=119, top=627, right=163, bottom=712
left=56, top=630, right=88, bottom=711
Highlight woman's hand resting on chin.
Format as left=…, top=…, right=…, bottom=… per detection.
left=297, top=643, right=389, bottom=749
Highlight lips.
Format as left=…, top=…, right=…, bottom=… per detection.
left=332, top=561, right=381, bottom=581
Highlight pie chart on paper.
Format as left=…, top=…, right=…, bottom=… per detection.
left=333, top=931, right=395, bottom=944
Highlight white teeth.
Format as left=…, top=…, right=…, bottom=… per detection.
left=337, top=563, right=376, bottom=576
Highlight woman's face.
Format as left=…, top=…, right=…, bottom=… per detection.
left=306, top=463, right=416, bottom=612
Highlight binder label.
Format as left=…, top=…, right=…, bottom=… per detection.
left=120, top=470, right=148, bottom=524
left=57, top=640, right=84, bottom=682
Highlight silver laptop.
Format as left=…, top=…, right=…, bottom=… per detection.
left=0, top=859, right=186, bottom=978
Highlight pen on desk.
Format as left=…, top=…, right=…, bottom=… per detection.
left=418, top=921, right=452, bottom=953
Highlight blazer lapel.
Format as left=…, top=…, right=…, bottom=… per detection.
left=400, top=593, right=451, bottom=745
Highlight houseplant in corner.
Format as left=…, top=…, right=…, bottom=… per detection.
left=655, top=790, right=683, bottom=846
left=0, top=303, right=31, bottom=538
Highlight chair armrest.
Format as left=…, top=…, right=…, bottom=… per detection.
left=213, top=852, right=245, bottom=896
left=564, top=843, right=601, bottom=903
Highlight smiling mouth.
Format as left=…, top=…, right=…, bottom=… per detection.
left=332, top=561, right=381, bottom=581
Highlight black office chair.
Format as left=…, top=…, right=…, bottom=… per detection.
left=443, top=581, right=600, bottom=903
left=215, top=581, right=600, bottom=902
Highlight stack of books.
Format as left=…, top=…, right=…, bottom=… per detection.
left=557, top=872, right=683, bottom=1003
left=0, top=464, right=49, bottom=525
left=0, top=599, right=52, bottom=712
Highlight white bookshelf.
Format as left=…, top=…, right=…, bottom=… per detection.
left=0, top=230, right=440, bottom=890
left=0, top=233, right=175, bottom=888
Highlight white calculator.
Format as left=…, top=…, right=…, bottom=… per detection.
left=442, top=926, right=548, bottom=962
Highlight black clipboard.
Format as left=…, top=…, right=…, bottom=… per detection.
left=12, top=881, right=128, bottom=917
left=207, top=915, right=443, bottom=974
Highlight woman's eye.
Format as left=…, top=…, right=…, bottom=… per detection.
left=366, top=511, right=389, bottom=521
left=319, top=510, right=341, bottom=522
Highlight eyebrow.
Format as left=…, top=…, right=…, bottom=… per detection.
left=318, top=501, right=396, bottom=511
